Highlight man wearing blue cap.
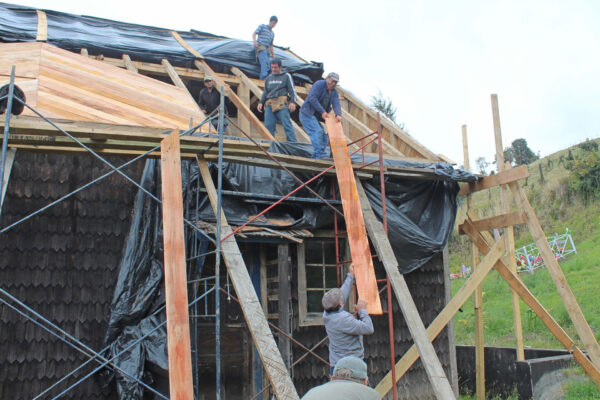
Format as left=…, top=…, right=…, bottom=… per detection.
left=301, top=356, right=381, bottom=399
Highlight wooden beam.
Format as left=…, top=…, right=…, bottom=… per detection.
left=341, top=107, right=403, bottom=156
left=195, top=60, right=274, bottom=140
left=375, top=238, right=506, bottom=396
left=462, top=125, right=485, bottom=400
left=326, top=118, right=382, bottom=314
left=458, top=165, right=529, bottom=196
left=1, top=148, right=16, bottom=211
left=230, top=67, right=310, bottom=143
left=236, top=79, right=251, bottom=135
left=509, top=179, right=600, bottom=368
left=278, top=243, right=292, bottom=369
left=161, top=58, right=208, bottom=131
left=339, top=87, right=440, bottom=160
left=36, top=10, right=47, bottom=42
left=197, top=157, right=299, bottom=400
left=357, top=179, right=455, bottom=399
left=491, top=94, right=525, bottom=361
left=160, top=132, right=193, bottom=399
left=458, top=211, right=527, bottom=235
left=461, top=221, right=600, bottom=388
left=122, top=54, right=138, bottom=73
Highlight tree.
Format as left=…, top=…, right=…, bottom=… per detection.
left=510, top=138, right=538, bottom=165
left=475, top=157, right=489, bottom=175
left=370, top=90, right=405, bottom=129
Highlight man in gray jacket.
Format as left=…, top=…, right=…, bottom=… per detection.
left=322, top=263, right=374, bottom=374
left=257, top=58, right=297, bottom=142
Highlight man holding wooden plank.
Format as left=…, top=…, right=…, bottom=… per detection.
left=300, top=72, right=343, bottom=158
left=322, top=263, right=374, bottom=375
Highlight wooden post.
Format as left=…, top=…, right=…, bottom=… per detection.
left=278, top=243, right=292, bottom=370
left=237, top=81, right=251, bottom=136
left=325, top=118, right=382, bottom=314
left=357, top=180, right=456, bottom=399
left=508, top=180, right=600, bottom=368
left=375, top=239, right=506, bottom=397
left=197, top=157, right=299, bottom=399
left=490, top=94, right=525, bottom=361
left=160, top=131, right=194, bottom=400
left=462, top=125, right=486, bottom=399
left=122, top=54, right=138, bottom=73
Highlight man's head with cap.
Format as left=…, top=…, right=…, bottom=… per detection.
left=325, top=72, right=339, bottom=90
left=332, top=356, right=369, bottom=385
left=204, top=76, right=214, bottom=88
left=322, top=288, right=343, bottom=311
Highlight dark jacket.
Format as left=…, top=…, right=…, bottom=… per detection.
left=259, top=72, right=297, bottom=105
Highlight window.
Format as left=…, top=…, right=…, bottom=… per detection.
left=298, top=239, right=348, bottom=326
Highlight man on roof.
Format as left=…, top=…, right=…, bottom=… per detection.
left=322, top=263, right=374, bottom=375
left=257, top=58, right=297, bottom=142
left=300, top=72, right=343, bottom=159
left=252, top=15, right=278, bottom=80
left=198, top=76, right=229, bottom=132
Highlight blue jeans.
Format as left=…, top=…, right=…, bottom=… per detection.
left=300, top=112, right=329, bottom=158
left=257, top=49, right=271, bottom=80
left=265, top=105, right=297, bottom=142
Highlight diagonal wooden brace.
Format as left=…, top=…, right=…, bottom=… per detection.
left=197, top=156, right=299, bottom=400
left=375, top=235, right=506, bottom=396
left=356, top=179, right=455, bottom=399
left=461, top=219, right=600, bottom=388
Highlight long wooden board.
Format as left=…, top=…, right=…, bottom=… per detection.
left=375, top=238, right=506, bottom=396
left=457, top=211, right=527, bottom=235
left=325, top=117, right=382, bottom=314
left=160, top=132, right=193, bottom=399
left=357, top=179, right=455, bottom=399
left=197, top=157, right=299, bottom=400
left=458, top=165, right=529, bottom=196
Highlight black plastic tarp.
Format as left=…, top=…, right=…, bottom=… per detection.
left=102, top=139, right=474, bottom=397
left=0, top=2, right=324, bottom=83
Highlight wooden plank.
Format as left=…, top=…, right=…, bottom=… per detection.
left=509, top=180, right=600, bottom=368
left=325, top=118, right=382, bottom=314
left=490, top=94, right=525, bottom=361
left=170, top=30, right=204, bottom=59
left=230, top=67, right=310, bottom=143
left=194, top=60, right=274, bottom=140
left=160, top=132, right=193, bottom=400
left=458, top=165, right=529, bottom=196
left=197, top=157, right=299, bottom=400
left=462, top=222, right=600, bottom=388
left=36, top=10, right=47, bottom=42
left=122, top=54, right=137, bottom=73
left=357, top=179, right=455, bottom=399
left=375, top=238, right=506, bottom=396
left=278, top=243, right=292, bottom=369
left=1, top=148, right=16, bottom=211
left=339, top=87, right=440, bottom=160
left=169, top=33, right=273, bottom=140
left=462, top=125, right=485, bottom=400
left=236, top=79, right=251, bottom=135
left=458, top=211, right=527, bottom=234
left=161, top=58, right=208, bottom=131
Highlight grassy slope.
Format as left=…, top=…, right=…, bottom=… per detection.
left=449, top=140, right=600, bottom=398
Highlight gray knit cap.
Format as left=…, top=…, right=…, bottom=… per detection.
left=321, top=288, right=343, bottom=310
left=333, top=356, right=368, bottom=380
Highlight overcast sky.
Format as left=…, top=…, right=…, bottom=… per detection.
left=12, top=0, right=600, bottom=169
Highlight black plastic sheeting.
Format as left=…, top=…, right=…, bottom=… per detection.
left=0, top=2, right=324, bottom=83
left=101, top=139, right=474, bottom=397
